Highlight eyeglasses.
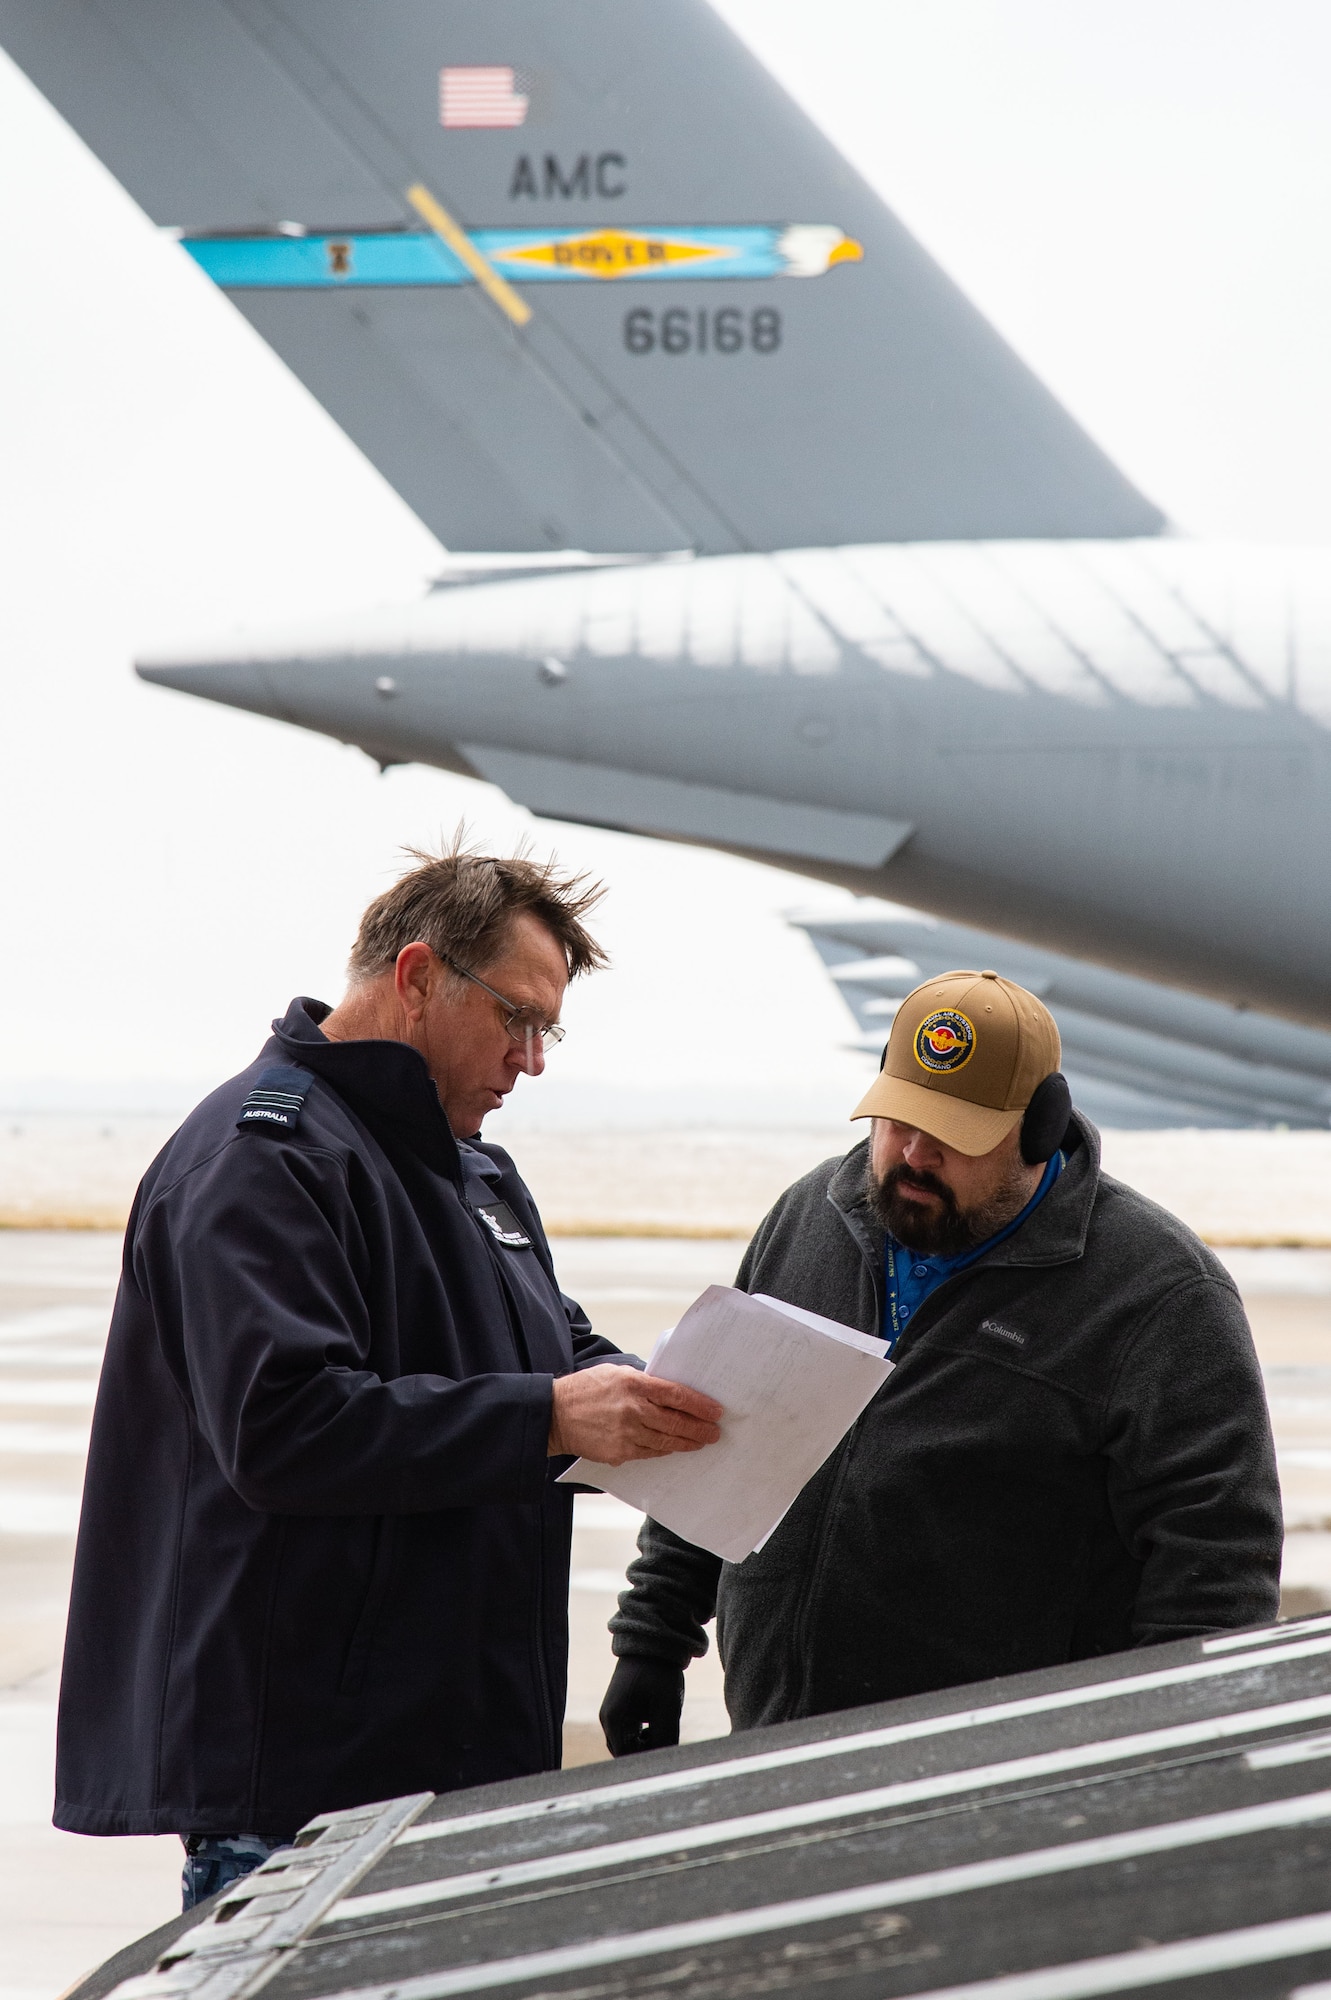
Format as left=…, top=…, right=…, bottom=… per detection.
left=439, top=955, right=566, bottom=1053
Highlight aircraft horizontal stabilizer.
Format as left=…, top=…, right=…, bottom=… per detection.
left=0, top=0, right=1165, bottom=553
left=797, top=908, right=1331, bottom=1130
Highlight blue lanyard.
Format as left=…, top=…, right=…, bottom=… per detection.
left=884, top=1237, right=962, bottom=1354
left=884, top=1239, right=910, bottom=1353
left=883, top=1151, right=1065, bottom=1354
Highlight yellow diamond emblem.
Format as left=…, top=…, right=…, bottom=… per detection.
left=497, top=229, right=731, bottom=279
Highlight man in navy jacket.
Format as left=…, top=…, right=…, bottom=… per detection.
left=55, top=846, right=719, bottom=1902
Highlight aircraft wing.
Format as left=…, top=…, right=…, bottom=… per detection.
left=0, top=0, right=1165, bottom=554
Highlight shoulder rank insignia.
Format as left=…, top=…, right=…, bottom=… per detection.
left=473, top=1200, right=533, bottom=1250
left=237, top=1066, right=314, bottom=1133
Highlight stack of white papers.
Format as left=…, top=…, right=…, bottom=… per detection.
left=558, top=1285, right=892, bottom=1563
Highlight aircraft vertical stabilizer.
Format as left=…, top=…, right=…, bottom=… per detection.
left=0, top=0, right=1165, bottom=553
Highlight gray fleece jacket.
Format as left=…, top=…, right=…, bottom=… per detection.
left=609, top=1114, right=1282, bottom=1729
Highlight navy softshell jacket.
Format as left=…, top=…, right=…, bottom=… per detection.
left=54, top=999, right=630, bottom=1837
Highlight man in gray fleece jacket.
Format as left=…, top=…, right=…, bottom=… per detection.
left=603, top=969, right=1282, bottom=1751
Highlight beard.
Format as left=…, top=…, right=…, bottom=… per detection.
left=867, top=1157, right=1037, bottom=1258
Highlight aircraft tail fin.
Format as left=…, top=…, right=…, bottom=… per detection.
left=0, top=0, right=1165, bottom=554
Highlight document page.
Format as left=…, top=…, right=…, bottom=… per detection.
left=558, top=1285, right=892, bottom=1563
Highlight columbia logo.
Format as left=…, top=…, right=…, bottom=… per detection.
left=981, top=1319, right=1028, bottom=1347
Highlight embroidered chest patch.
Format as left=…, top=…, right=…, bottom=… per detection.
left=474, top=1201, right=533, bottom=1249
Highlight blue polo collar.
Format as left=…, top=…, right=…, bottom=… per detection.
left=884, top=1149, right=1064, bottom=1352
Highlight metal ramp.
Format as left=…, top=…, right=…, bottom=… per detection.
left=93, top=1613, right=1331, bottom=2000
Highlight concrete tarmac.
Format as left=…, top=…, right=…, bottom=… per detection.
left=0, top=1231, right=1326, bottom=2000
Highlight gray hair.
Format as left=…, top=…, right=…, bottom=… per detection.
left=347, top=833, right=608, bottom=983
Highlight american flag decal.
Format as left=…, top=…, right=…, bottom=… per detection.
left=439, top=66, right=529, bottom=129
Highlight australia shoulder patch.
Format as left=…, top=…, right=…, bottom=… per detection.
left=237, top=1066, right=314, bottom=1134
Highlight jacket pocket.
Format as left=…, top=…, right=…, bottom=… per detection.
left=338, top=1517, right=396, bottom=1699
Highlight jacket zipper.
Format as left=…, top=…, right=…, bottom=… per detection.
left=789, top=1426, right=858, bottom=1713
left=788, top=1217, right=988, bottom=1699
left=785, top=1191, right=904, bottom=1711
left=471, top=1209, right=560, bottom=1769
left=781, top=1196, right=887, bottom=1712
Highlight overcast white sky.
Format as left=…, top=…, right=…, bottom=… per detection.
left=1, top=3, right=1328, bottom=1124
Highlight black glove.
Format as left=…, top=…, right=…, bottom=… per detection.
left=599, top=1656, right=685, bottom=1757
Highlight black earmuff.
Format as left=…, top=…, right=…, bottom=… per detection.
left=1020, top=1072, right=1072, bottom=1165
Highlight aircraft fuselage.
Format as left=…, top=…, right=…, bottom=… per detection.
left=138, top=538, right=1331, bottom=1027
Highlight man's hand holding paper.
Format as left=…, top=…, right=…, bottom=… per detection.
left=548, top=1365, right=722, bottom=1465
left=560, top=1286, right=891, bottom=1562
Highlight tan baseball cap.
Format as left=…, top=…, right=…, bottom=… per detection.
left=851, top=969, right=1061, bottom=1156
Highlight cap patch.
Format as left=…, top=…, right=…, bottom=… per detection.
left=914, top=1009, right=975, bottom=1074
